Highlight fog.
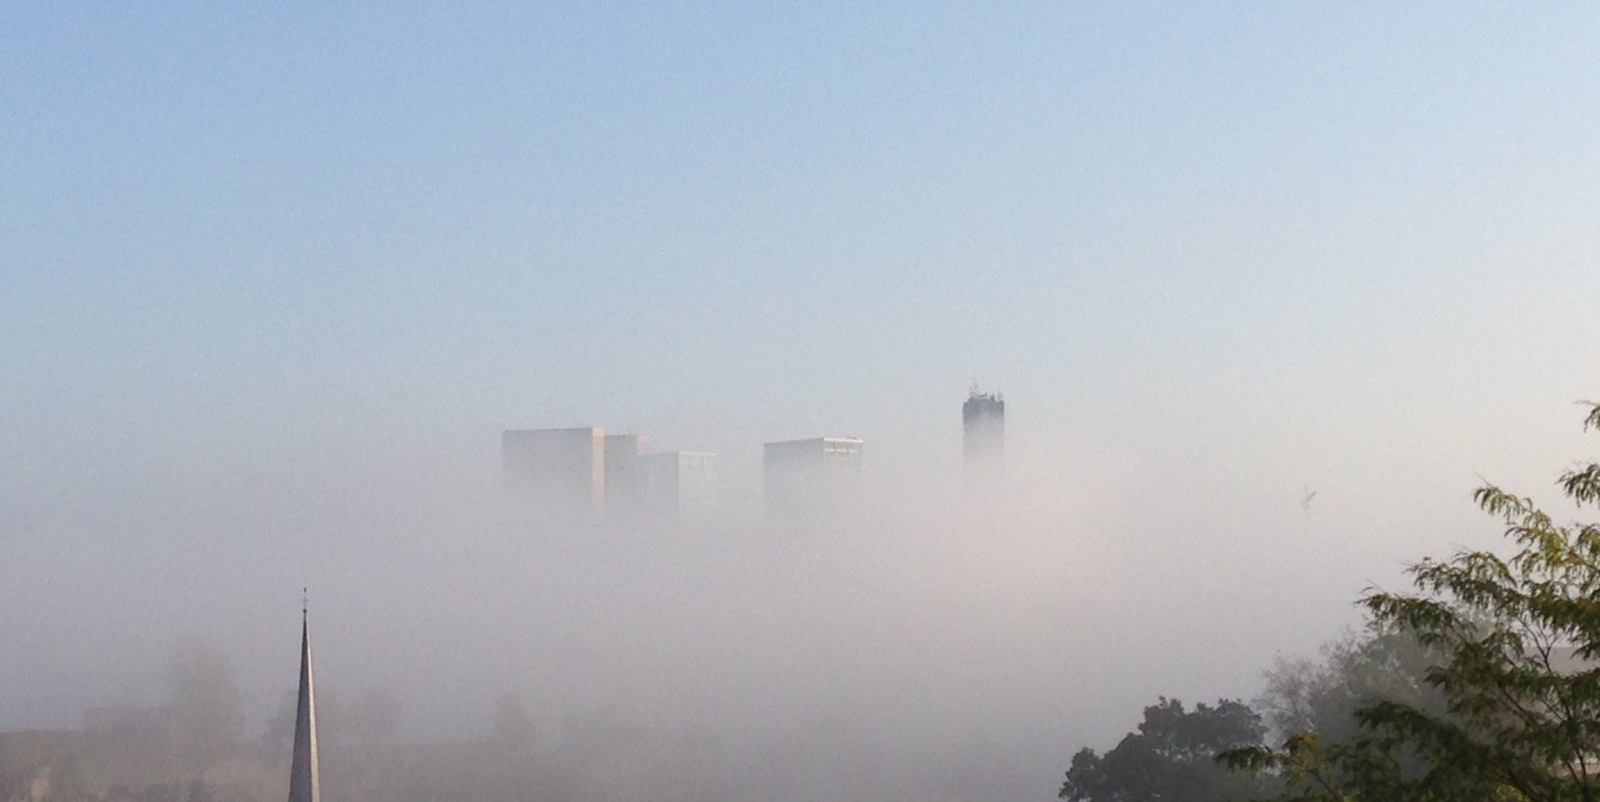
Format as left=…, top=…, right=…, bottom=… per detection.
left=7, top=4, right=1600, bottom=800
left=6, top=392, right=1594, bottom=800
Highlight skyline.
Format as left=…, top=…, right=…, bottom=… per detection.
left=4, top=4, right=1600, bottom=799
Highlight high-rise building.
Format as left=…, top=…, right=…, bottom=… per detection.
left=962, top=387, right=1005, bottom=471
left=643, top=451, right=717, bottom=516
left=502, top=427, right=606, bottom=513
left=603, top=433, right=649, bottom=513
left=960, top=385, right=998, bottom=470
left=763, top=437, right=864, bottom=520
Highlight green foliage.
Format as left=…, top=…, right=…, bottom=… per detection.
left=1227, top=402, right=1600, bottom=802
left=1061, top=697, right=1272, bottom=802
left=1257, top=624, right=1446, bottom=749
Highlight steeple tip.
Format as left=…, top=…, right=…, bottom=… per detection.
left=288, top=596, right=320, bottom=802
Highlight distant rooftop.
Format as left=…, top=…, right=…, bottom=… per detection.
left=967, top=383, right=1003, bottom=402
left=765, top=436, right=864, bottom=447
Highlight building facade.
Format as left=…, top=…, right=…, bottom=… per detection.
left=603, top=433, right=649, bottom=513
left=502, top=427, right=607, bottom=513
left=763, top=437, right=864, bottom=521
left=642, top=451, right=718, bottom=516
left=962, top=388, right=1005, bottom=472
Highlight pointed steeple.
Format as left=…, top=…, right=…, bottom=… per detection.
left=288, top=597, right=320, bottom=802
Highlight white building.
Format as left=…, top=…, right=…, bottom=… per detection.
left=763, top=437, right=864, bottom=522
left=643, top=451, right=717, bottom=517
left=502, top=427, right=606, bottom=513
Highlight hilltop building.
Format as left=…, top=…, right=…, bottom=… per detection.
left=763, top=437, right=864, bottom=522
left=502, top=427, right=607, bottom=514
left=962, top=387, right=1005, bottom=472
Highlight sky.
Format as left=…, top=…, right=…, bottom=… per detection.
left=4, top=3, right=1600, bottom=799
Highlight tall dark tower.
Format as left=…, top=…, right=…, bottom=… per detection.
left=962, top=386, right=1005, bottom=472
left=288, top=601, right=320, bottom=802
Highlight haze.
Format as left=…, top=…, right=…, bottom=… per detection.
left=4, top=4, right=1600, bottom=801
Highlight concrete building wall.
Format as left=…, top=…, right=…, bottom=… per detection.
left=502, top=427, right=606, bottom=513
left=763, top=437, right=863, bottom=521
left=603, top=434, right=649, bottom=513
left=643, top=451, right=717, bottom=516
left=962, top=390, right=1005, bottom=471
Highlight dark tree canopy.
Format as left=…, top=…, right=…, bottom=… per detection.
left=1061, top=697, right=1270, bottom=802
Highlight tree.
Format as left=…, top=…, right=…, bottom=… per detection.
left=1227, top=402, right=1600, bottom=801
left=1256, top=623, right=1446, bottom=748
left=1061, top=697, right=1272, bottom=802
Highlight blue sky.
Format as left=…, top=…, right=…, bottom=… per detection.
left=8, top=2, right=1598, bottom=464
left=4, top=2, right=1600, bottom=775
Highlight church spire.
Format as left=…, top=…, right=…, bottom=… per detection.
left=288, top=593, right=320, bottom=802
